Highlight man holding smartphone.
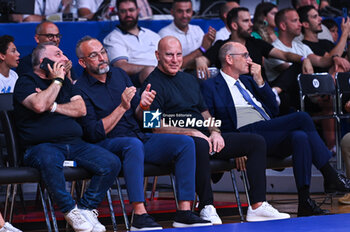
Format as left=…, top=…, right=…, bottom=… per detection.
left=13, top=42, right=120, bottom=232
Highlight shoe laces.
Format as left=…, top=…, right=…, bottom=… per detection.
left=202, top=205, right=218, bottom=217
left=260, top=202, right=279, bottom=214
left=69, top=209, right=87, bottom=225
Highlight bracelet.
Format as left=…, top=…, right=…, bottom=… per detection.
left=139, top=102, right=149, bottom=111
left=301, top=56, right=306, bottom=62
left=210, top=127, right=221, bottom=134
left=53, top=77, right=64, bottom=86
left=50, top=102, right=57, bottom=113
left=199, top=46, right=206, bottom=54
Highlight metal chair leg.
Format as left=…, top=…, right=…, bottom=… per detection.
left=169, top=174, right=179, bottom=209
left=3, top=184, right=11, bottom=220
left=143, top=177, right=148, bottom=201
left=107, top=188, right=118, bottom=232
left=241, top=170, right=251, bottom=206
left=80, top=180, right=87, bottom=199
left=9, top=184, right=17, bottom=223
left=229, top=170, right=244, bottom=222
left=192, top=194, right=198, bottom=212
left=116, top=178, right=130, bottom=230
left=17, top=185, right=26, bottom=214
left=150, top=176, right=158, bottom=201
left=47, top=192, right=59, bottom=232
left=39, top=185, right=52, bottom=232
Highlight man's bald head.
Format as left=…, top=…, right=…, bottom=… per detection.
left=156, top=36, right=183, bottom=76
left=219, top=41, right=243, bottom=64
left=157, top=36, right=182, bottom=53
left=34, top=21, right=61, bottom=46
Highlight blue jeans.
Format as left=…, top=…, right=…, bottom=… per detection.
left=23, top=142, right=121, bottom=213
left=98, top=133, right=196, bottom=202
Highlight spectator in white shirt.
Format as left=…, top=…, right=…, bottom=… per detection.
left=0, top=35, right=20, bottom=94
left=158, top=0, right=216, bottom=70
left=103, top=0, right=159, bottom=86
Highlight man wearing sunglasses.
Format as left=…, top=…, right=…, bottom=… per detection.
left=16, top=21, right=77, bottom=82
left=201, top=41, right=350, bottom=217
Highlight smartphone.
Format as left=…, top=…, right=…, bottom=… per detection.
left=40, top=58, right=55, bottom=74
left=343, top=8, right=348, bottom=19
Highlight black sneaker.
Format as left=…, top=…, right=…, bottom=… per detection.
left=173, top=210, right=212, bottom=228
left=297, top=198, right=330, bottom=217
left=131, top=214, right=163, bottom=231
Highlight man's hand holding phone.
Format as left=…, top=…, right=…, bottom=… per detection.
left=40, top=58, right=65, bottom=81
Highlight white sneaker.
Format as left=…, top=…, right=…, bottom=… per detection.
left=64, top=205, right=93, bottom=232
left=80, top=209, right=106, bottom=232
left=246, top=202, right=290, bottom=222
left=199, top=205, right=222, bottom=224
left=0, top=222, right=22, bottom=232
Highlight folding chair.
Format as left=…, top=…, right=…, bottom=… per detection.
left=297, top=73, right=340, bottom=168
left=1, top=108, right=119, bottom=232
left=335, top=72, right=350, bottom=169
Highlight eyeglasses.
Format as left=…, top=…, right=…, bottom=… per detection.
left=81, top=48, right=108, bottom=60
left=229, top=52, right=250, bottom=59
left=37, top=33, right=62, bottom=40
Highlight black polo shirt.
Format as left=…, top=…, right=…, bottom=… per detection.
left=143, top=68, right=209, bottom=134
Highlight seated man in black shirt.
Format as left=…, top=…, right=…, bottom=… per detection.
left=13, top=42, right=120, bottom=232
left=143, top=36, right=290, bottom=223
left=299, top=5, right=350, bottom=74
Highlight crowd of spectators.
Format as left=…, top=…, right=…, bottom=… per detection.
left=1, top=0, right=350, bottom=231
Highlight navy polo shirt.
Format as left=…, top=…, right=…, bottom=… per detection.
left=76, top=67, right=149, bottom=143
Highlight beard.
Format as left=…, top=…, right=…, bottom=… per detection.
left=88, top=61, right=110, bottom=75
left=120, top=16, right=138, bottom=30
left=238, top=26, right=252, bottom=39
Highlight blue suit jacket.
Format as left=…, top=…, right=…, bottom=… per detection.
left=201, top=73, right=279, bottom=133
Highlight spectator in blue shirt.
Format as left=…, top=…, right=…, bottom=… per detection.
left=75, top=36, right=212, bottom=231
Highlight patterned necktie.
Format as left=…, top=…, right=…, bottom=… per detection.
left=234, top=81, right=270, bottom=120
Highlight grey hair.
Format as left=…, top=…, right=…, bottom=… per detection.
left=76, top=35, right=97, bottom=58
left=219, top=42, right=234, bottom=65
left=31, top=41, right=56, bottom=67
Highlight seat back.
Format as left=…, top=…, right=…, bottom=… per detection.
left=0, top=110, right=22, bottom=168
left=0, top=93, right=17, bottom=167
left=335, top=72, right=350, bottom=114
left=297, top=73, right=336, bottom=112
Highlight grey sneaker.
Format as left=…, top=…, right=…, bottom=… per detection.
left=64, top=205, right=93, bottom=232
left=80, top=209, right=106, bottom=232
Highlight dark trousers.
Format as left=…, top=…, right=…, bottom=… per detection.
left=191, top=132, right=267, bottom=208
left=271, top=63, right=301, bottom=115
left=240, top=112, right=332, bottom=188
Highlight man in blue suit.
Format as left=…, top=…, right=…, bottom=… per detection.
left=201, top=41, right=350, bottom=217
